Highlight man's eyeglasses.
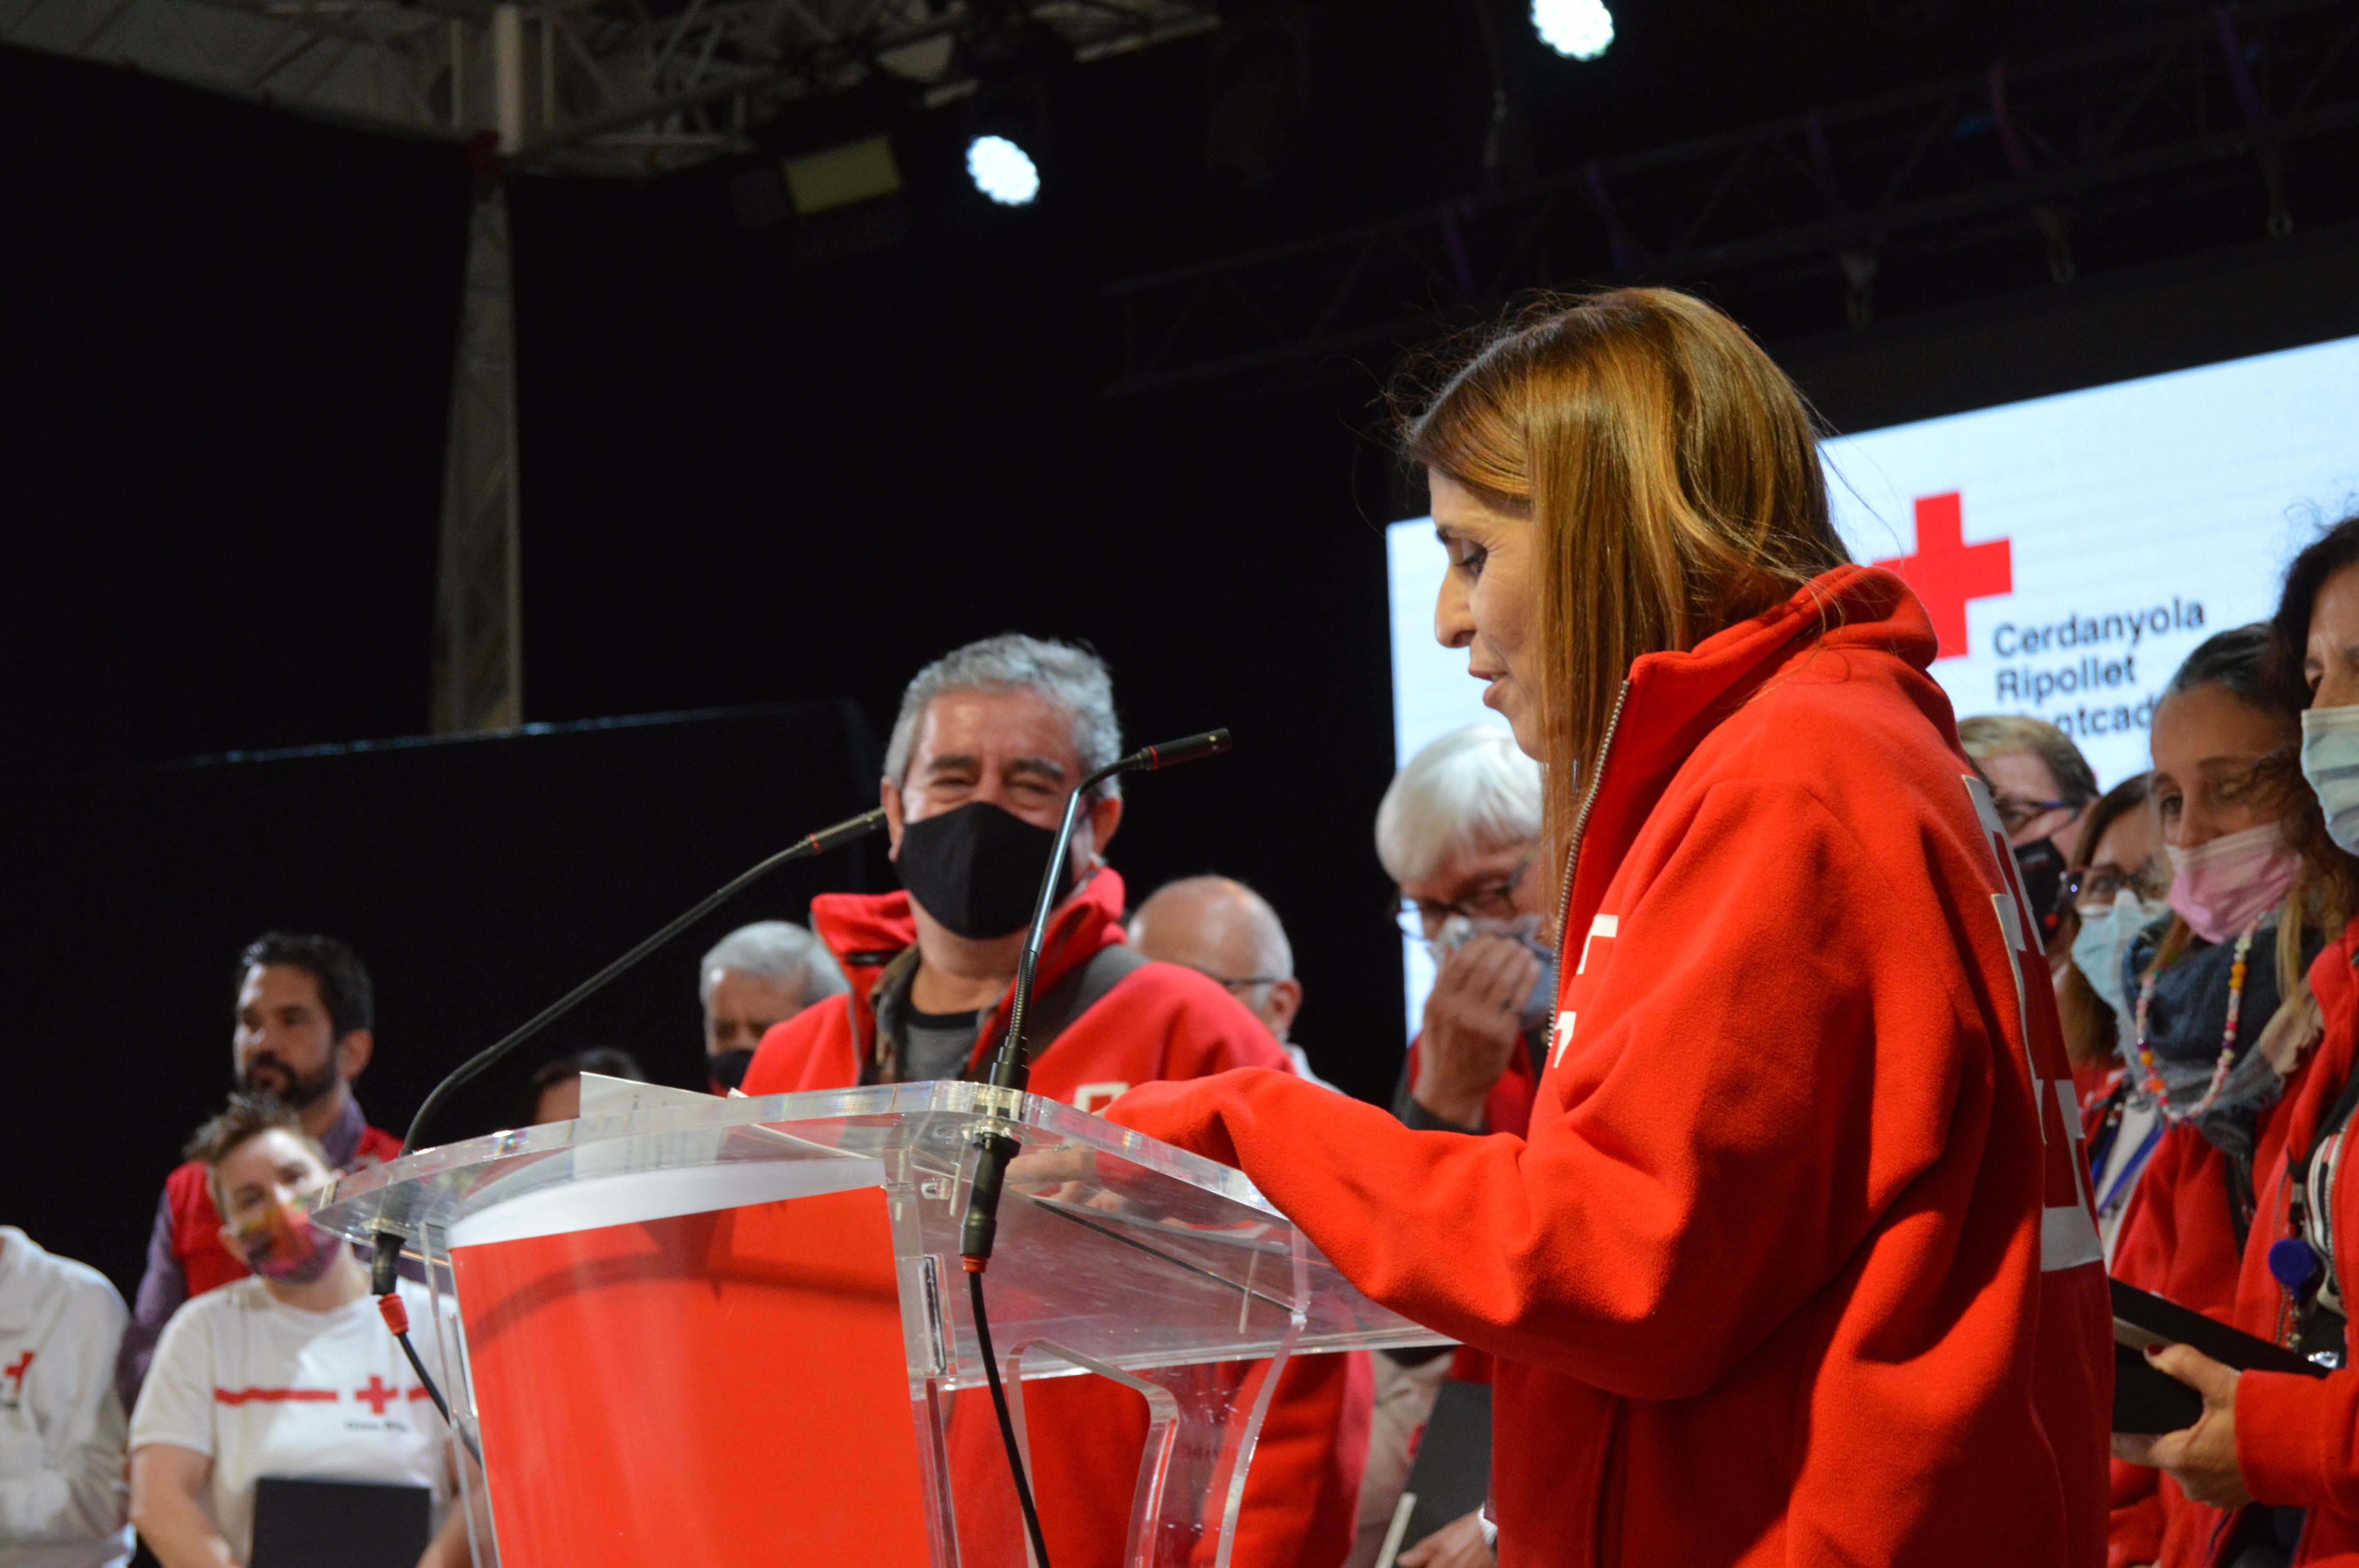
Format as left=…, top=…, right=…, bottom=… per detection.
left=2063, top=862, right=2169, bottom=908
left=1202, top=973, right=1285, bottom=994
left=1396, top=857, right=1532, bottom=941
left=1993, top=793, right=2083, bottom=835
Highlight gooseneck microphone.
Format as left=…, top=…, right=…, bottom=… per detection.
left=367, top=805, right=886, bottom=1300
left=952, top=728, right=1232, bottom=1568
left=956, top=728, right=1234, bottom=1267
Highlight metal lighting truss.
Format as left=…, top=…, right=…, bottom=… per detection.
left=5, top=0, right=1214, bottom=729
left=1106, top=0, right=2359, bottom=397
left=0, top=0, right=1217, bottom=176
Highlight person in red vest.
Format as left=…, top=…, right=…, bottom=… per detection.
left=2112, top=513, right=2359, bottom=1567
left=1098, top=288, right=2112, bottom=1566
left=743, top=633, right=1365, bottom=1568
left=116, top=933, right=401, bottom=1409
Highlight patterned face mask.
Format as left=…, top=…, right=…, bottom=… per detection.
left=233, top=1198, right=342, bottom=1285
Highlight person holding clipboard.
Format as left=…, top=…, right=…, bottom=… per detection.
left=1103, top=288, right=2112, bottom=1565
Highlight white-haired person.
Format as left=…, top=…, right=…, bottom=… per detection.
left=129, top=1094, right=471, bottom=1568
left=1380, top=725, right=1554, bottom=1136
left=699, top=920, right=847, bottom=1092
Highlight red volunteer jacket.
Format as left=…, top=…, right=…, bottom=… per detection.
left=1107, top=566, right=2113, bottom=1567
left=2107, top=1083, right=2316, bottom=1564
left=743, top=867, right=1365, bottom=1568
left=164, top=1125, right=403, bottom=1297
left=2193, top=918, right=2359, bottom=1565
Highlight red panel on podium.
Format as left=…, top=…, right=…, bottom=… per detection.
left=450, top=1185, right=930, bottom=1568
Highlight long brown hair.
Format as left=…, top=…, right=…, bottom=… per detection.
left=2141, top=625, right=2355, bottom=1031
left=1398, top=288, right=1852, bottom=873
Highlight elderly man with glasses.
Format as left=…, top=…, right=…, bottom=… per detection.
left=1128, top=875, right=1334, bottom=1085
left=1379, top=726, right=1556, bottom=1136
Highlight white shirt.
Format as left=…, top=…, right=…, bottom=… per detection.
left=0, top=1230, right=132, bottom=1568
left=129, top=1278, right=451, bottom=1565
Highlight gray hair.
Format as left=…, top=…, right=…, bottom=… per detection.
left=1376, top=726, right=1544, bottom=886
left=1957, top=713, right=2099, bottom=808
left=883, top=634, right=1125, bottom=801
left=698, top=920, right=848, bottom=1008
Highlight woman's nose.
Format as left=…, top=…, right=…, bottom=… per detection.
left=1434, top=575, right=1474, bottom=650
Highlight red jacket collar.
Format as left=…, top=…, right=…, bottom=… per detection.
left=808, top=866, right=1133, bottom=1067
left=1565, top=565, right=1946, bottom=931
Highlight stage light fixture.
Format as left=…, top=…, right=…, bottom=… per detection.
left=1533, top=0, right=1614, bottom=59
left=966, top=134, right=1040, bottom=206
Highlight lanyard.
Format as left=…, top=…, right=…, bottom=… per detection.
left=2097, top=1114, right=2166, bottom=1219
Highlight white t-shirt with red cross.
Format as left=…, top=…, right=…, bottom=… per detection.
left=128, top=1277, right=452, bottom=1564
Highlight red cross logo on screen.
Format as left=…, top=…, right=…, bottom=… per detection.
left=355, top=1374, right=399, bottom=1416
left=1871, top=491, right=2012, bottom=661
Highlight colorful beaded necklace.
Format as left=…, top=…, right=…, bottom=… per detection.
left=2132, top=922, right=2259, bottom=1124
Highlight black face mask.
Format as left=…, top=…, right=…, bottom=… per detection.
left=2013, top=836, right=2068, bottom=943
left=897, top=800, right=1073, bottom=940
left=706, top=1048, right=756, bottom=1093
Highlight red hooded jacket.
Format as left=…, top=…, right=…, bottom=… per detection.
left=1106, top=566, right=2113, bottom=1567
left=2184, top=919, right=2359, bottom=1565
left=2106, top=1069, right=2319, bottom=1564
left=742, top=867, right=1367, bottom=1568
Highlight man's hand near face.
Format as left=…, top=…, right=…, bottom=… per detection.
left=1412, top=936, right=1541, bottom=1131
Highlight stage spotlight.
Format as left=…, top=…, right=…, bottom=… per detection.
left=1532, top=0, right=1614, bottom=59
left=965, top=134, right=1040, bottom=206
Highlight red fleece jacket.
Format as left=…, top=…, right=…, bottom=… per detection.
left=1107, top=566, right=2113, bottom=1567
left=2208, top=919, right=2359, bottom=1565
left=743, top=868, right=1367, bottom=1568
left=2106, top=1076, right=2315, bottom=1564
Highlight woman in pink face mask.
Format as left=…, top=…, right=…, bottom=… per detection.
left=2107, top=624, right=2358, bottom=1568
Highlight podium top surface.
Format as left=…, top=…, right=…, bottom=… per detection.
left=312, top=1080, right=1448, bottom=1369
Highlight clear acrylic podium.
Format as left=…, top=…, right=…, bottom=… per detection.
left=310, top=1080, right=1448, bottom=1568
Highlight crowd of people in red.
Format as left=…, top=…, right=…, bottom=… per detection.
left=9, top=287, right=2359, bottom=1568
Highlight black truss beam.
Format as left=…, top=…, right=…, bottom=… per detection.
left=1105, top=0, right=2359, bottom=396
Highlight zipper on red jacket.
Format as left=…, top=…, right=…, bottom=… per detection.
left=1543, top=680, right=1633, bottom=1053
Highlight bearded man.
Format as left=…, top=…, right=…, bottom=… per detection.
left=116, top=933, right=400, bottom=1406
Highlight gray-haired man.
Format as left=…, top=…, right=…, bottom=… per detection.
left=700, top=920, right=847, bottom=1091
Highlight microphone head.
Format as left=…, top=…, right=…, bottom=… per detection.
left=1138, top=730, right=1232, bottom=771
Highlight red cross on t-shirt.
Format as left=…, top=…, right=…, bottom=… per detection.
left=3, top=1351, right=31, bottom=1389
left=1872, top=491, right=2012, bottom=661
left=355, top=1374, right=399, bottom=1416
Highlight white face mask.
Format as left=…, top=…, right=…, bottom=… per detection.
left=2070, top=889, right=2170, bottom=1034
left=1428, top=914, right=1555, bottom=1032
left=2302, top=703, right=2359, bottom=854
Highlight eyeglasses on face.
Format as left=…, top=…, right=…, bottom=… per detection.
left=1395, top=857, right=1533, bottom=941
left=1993, top=793, right=2081, bottom=834
left=2064, top=861, right=2170, bottom=907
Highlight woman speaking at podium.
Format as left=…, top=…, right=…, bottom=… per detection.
left=1106, top=289, right=2112, bottom=1566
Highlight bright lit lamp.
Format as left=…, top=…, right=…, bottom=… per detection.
left=1532, top=0, right=1614, bottom=60
left=965, top=134, right=1040, bottom=206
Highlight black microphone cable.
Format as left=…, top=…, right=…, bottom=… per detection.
left=955, top=728, right=1233, bottom=1568
left=361, top=806, right=888, bottom=1429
